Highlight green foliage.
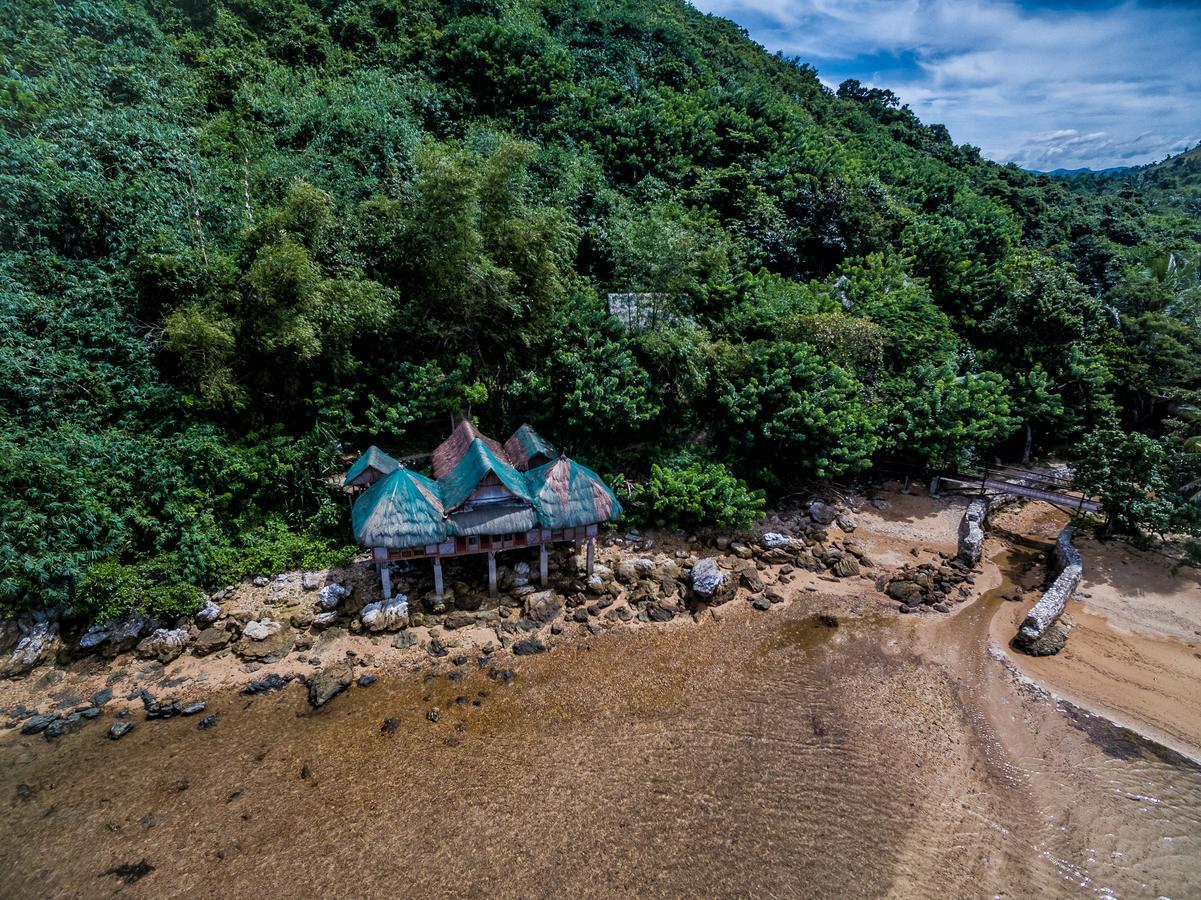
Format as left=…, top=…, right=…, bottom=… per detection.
left=620, top=454, right=766, bottom=531
left=1074, top=429, right=1178, bottom=537
left=1, top=0, right=1198, bottom=621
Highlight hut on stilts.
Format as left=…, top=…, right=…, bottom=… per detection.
left=346, top=422, right=621, bottom=601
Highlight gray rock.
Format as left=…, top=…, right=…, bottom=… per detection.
left=512, top=638, right=546, bottom=656
left=831, top=556, right=860, bottom=578
left=21, top=713, right=60, bottom=735
left=308, top=663, right=354, bottom=708
left=391, top=631, right=417, bottom=650
left=809, top=501, right=837, bottom=526
left=242, top=620, right=281, bottom=642
left=359, top=596, right=409, bottom=632
left=194, top=600, right=222, bottom=626
left=760, top=532, right=794, bottom=550
left=108, top=721, right=135, bottom=740
left=181, top=702, right=206, bottom=716
left=835, top=514, right=857, bottom=533
left=302, top=571, right=322, bottom=591
left=253, top=576, right=270, bottom=587
left=317, top=582, right=353, bottom=611
left=192, top=627, right=231, bottom=656
left=136, top=628, right=190, bottom=664
left=2, top=612, right=60, bottom=676
left=311, top=611, right=338, bottom=629
left=524, top=590, right=563, bottom=624
left=690, top=557, right=735, bottom=605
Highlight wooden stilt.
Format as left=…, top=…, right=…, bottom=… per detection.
left=539, top=544, right=548, bottom=586
left=487, top=552, right=497, bottom=597
left=381, top=565, right=392, bottom=601
left=586, top=537, right=595, bottom=577
left=433, top=557, right=444, bottom=599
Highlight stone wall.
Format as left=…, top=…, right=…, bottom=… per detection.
left=1016, top=526, right=1082, bottom=646
left=956, top=498, right=990, bottom=566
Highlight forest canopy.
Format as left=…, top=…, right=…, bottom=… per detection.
left=1, top=0, right=1199, bottom=620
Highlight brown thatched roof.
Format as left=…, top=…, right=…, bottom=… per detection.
left=525, top=456, right=622, bottom=529
left=431, top=419, right=511, bottom=479
left=504, top=424, right=557, bottom=471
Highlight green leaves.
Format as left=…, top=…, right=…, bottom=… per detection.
left=621, top=453, right=766, bottom=531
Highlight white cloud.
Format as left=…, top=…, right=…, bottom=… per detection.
left=690, top=0, right=1201, bottom=169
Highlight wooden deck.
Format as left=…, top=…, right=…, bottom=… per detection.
left=933, top=472, right=1102, bottom=514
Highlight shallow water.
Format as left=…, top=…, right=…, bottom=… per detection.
left=2, top=558, right=1200, bottom=898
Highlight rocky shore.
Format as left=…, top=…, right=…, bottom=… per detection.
left=1, top=489, right=985, bottom=741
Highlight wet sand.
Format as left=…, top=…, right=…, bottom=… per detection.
left=989, top=505, right=1201, bottom=761
left=3, top=495, right=1201, bottom=897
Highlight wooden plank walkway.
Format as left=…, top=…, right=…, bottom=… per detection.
left=934, top=475, right=1103, bottom=514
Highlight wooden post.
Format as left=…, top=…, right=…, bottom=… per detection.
left=586, top=537, right=595, bottom=577
left=432, top=557, right=444, bottom=600
left=487, top=552, right=497, bottom=597
left=381, top=565, right=392, bottom=601
left=539, top=544, right=548, bottom=586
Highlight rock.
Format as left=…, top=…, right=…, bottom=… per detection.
left=765, top=589, right=786, bottom=604
left=21, top=713, right=59, bottom=735
left=317, top=582, right=353, bottom=610
left=751, top=597, right=772, bottom=611
left=444, top=612, right=476, bottom=630
left=194, top=600, right=222, bottom=626
left=512, top=638, right=546, bottom=656
left=302, top=571, right=322, bottom=591
left=136, top=628, right=190, bottom=664
left=831, top=556, right=860, bottom=578
left=181, top=702, right=206, bottom=716
left=932, top=603, right=951, bottom=614
left=357, top=674, right=376, bottom=688
left=729, top=542, right=753, bottom=560
left=739, top=566, right=765, bottom=593
left=91, top=688, right=113, bottom=707
left=808, top=501, right=837, bottom=526
left=715, top=536, right=731, bottom=551
left=142, top=694, right=182, bottom=720
left=241, top=673, right=291, bottom=695
left=835, top=514, right=857, bottom=533
left=887, top=581, right=922, bottom=602
left=524, top=590, right=563, bottom=624
left=761, top=532, right=794, bottom=550
left=198, top=715, right=218, bottom=730
left=109, top=721, right=135, bottom=740
left=426, top=707, right=441, bottom=723
left=690, top=557, right=735, bottom=605
left=647, top=606, right=674, bottom=623
left=360, top=596, right=410, bottom=632
left=615, top=559, right=640, bottom=585
left=391, top=631, right=417, bottom=651
left=1018, top=622, right=1069, bottom=656
left=253, top=576, right=270, bottom=587
left=870, top=498, right=890, bottom=509
left=311, top=611, right=339, bottom=629
left=242, top=620, right=281, bottom=642
left=192, top=627, right=231, bottom=656
left=236, top=627, right=294, bottom=663
left=1, top=612, right=60, bottom=677
left=308, top=663, right=354, bottom=708
left=899, top=604, right=917, bottom=614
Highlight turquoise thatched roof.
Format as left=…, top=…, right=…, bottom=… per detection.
left=343, top=445, right=400, bottom=487
left=525, top=456, right=622, bottom=529
left=439, top=438, right=533, bottom=511
left=352, top=467, right=449, bottom=549
left=504, top=424, right=556, bottom=471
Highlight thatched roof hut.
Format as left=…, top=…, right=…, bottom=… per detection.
left=504, top=424, right=557, bottom=471
left=352, top=467, right=448, bottom=549
left=439, top=438, right=534, bottom=510
left=431, top=419, right=511, bottom=479
left=343, top=445, right=400, bottom=488
left=525, top=456, right=622, bottom=530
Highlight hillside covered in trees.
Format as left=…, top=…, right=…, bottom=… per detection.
left=2, top=0, right=1199, bottom=621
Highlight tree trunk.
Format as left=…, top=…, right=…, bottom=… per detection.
left=1022, top=421, right=1033, bottom=464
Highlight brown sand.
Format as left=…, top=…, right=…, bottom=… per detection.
left=988, top=505, right=1201, bottom=760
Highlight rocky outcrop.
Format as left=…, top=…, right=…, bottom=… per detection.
left=317, top=582, right=352, bottom=611
left=1014, top=526, right=1081, bottom=654
left=136, top=628, right=190, bottom=664
left=1, top=611, right=61, bottom=677
left=308, top=663, right=354, bottom=708
left=957, top=498, right=989, bottom=566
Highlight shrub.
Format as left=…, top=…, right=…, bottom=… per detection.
left=625, top=454, right=765, bottom=531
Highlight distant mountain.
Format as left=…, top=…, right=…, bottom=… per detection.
left=1040, top=165, right=1133, bottom=178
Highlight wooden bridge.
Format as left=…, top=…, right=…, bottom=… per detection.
left=931, top=466, right=1103, bottom=514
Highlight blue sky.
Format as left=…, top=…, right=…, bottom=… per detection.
left=689, top=0, right=1201, bottom=170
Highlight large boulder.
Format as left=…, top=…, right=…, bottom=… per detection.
left=308, top=663, right=354, bottom=708
left=760, top=532, right=794, bottom=550
left=78, top=612, right=153, bottom=657
left=359, top=596, right=410, bottom=632
left=808, top=501, right=837, bottom=526
left=831, top=556, right=860, bottom=578
left=690, top=557, right=736, bottom=605
left=136, top=628, right=190, bottom=664
left=524, top=590, right=563, bottom=624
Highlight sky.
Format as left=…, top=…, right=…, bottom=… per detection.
left=688, top=0, right=1201, bottom=171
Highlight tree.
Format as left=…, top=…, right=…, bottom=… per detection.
left=1074, top=429, right=1176, bottom=537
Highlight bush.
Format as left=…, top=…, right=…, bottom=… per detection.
left=207, top=519, right=357, bottom=586
left=78, top=557, right=203, bottom=624
left=623, top=454, right=765, bottom=531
